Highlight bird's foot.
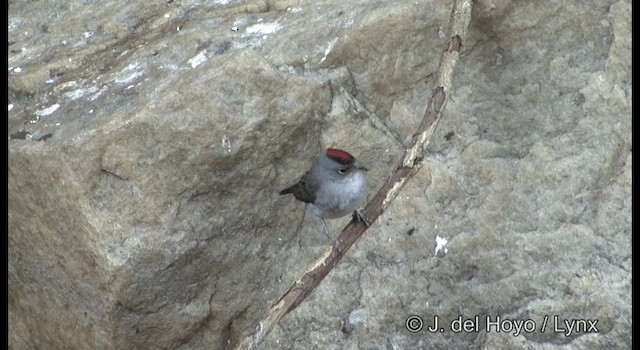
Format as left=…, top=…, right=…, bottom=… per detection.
left=330, top=237, right=342, bottom=252
left=352, top=209, right=370, bottom=227
left=321, top=218, right=342, bottom=252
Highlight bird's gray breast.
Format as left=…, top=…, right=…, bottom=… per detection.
left=309, top=172, right=367, bottom=219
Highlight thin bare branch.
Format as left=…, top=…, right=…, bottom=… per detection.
left=236, top=1, right=473, bottom=349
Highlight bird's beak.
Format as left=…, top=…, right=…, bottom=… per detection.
left=354, top=161, right=369, bottom=171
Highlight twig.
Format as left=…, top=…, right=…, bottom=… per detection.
left=236, top=1, right=473, bottom=348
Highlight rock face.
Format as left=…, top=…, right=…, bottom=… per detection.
left=8, top=0, right=630, bottom=349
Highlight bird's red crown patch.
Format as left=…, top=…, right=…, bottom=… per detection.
left=326, top=148, right=355, bottom=165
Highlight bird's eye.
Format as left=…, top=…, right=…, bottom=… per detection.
left=338, top=168, right=347, bottom=174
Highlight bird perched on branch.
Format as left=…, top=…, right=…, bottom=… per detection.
left=280, top=148, right=370, bottom=248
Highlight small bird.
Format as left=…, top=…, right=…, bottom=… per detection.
left=280, top=148, right=370, bottom=248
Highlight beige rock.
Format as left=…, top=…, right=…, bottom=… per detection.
left=9, top=0, right=631, bottom=349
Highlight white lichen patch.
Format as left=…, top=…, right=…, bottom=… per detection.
left=188, top=50, right=208, bottom=68
left=320, top=38, right=338, bottom=63
left=435, top=235, right=448, bottom=255
left=114, top=62, right=145, bottom=85
left=35, top=103, right=60, bottom=117
left=244, top=21, right=282, bottom=36
left=63, top=86, right=100, bottom=101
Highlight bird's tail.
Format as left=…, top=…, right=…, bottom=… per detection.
left=279, top=185, right=295, bottom=195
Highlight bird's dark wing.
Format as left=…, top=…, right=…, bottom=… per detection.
left=279, top=171, right=317, bottom=204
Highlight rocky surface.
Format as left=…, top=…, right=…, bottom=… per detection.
left=8, top=0, right=631, bottom=349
